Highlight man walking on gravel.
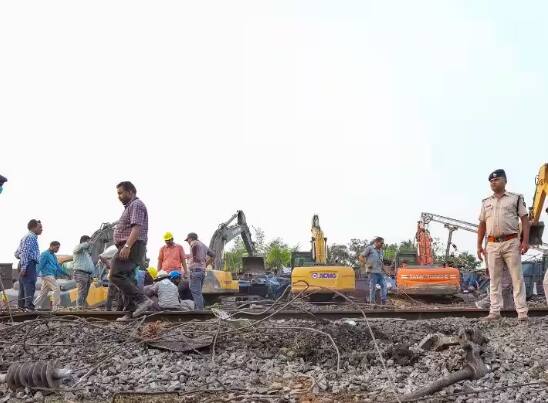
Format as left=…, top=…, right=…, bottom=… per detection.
left=15, top=219, right=43, bottom=311
left=359, top=237, right=387, bottom=305
left=73, top=235, right=96, bottom=309
left=111, top=181, right=153, bottom=320
left=477, top=169, right=530, bottom=322
left=35, top=241, right=64, bottom=310
left=185, top=232, right=215, bottom=311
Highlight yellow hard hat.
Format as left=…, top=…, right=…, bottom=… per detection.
left=163, top=232, right=174, bottom=241
left=147, top=266, right=158, bottom=279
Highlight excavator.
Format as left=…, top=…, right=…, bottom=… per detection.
left=202, top=210, right=260, bottom=296
left=398, top=207, right=548, bottom=296
left=395, top=216, right=462, bottom=295
left=290, top=215, right=356, bottom=298
left=529, top=163, right=547, bottom=246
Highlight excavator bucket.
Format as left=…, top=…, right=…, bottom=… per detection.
left=242, top=257, right=266, bottom=275
left=529, top=222, right=544, bottom=246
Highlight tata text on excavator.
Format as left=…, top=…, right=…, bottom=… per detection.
left=291, top=215, right=355, bottom=298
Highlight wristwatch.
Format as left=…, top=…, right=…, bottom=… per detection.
left=124, top=244, right=130, bottom=249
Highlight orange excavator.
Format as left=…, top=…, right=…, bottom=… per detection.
left=396, top=215, right=462, bottom=295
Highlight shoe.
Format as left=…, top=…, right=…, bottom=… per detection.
left=482, top=312, right=501, bottom=321
left=116, top=314, right=133, bottom=322
left=517, top=312, right=528, bottom=322
left=133, top=299, right=154, bottom=317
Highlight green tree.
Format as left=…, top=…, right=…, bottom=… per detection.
left=264, top=238, right=293, bottom=270
left=328, top=244, right=351, bottom=265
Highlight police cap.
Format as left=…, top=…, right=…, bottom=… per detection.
left=488, top=169, right=506, bottom=181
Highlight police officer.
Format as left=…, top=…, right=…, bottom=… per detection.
left=477, top=169, right=530, bottom=321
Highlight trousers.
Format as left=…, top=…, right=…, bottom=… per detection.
left=487, top=238, right=527, bottom=314
left=18, top=261, right=37, bottom=310
left=110, top=241, right=146, bottom=312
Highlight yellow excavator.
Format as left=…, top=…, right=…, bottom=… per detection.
left=291, top=215, right=356, bottom=298
left=529, top=163, right=547, bottom=246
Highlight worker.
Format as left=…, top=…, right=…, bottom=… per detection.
left=35, top=241, right=64, bottom=310
left=15, top=219, right=43, bottom=311
left=111, top=181, right=153, bottom=320
left=178, top=276, right=194, bottom=302
left=185, top=232, right=215, bottom=311
left=73, top=235, right=96, bottom=309
left=477, top=169, right=530, bottom=321
left=157, top=232, right=188, bottom=275
left=0, top=174, right=7, bottom=194
left=544, top=266, right=548, bottom=305
left=359, top=237, right=387, bottom=305
left=144, top=271, right=193, bottom=311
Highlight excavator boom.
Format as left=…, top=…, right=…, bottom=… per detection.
left=529, top=163, right=548, bottom=245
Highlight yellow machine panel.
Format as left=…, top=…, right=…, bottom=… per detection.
left=202, top=269, right=239, bottom=295
left=291, top=265, right=356, bottom=294
left=66, top=283, right=109, bottom=307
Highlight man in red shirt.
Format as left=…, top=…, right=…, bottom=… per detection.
left=157, top=232, right=188, bottom=275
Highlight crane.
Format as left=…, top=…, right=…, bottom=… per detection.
left=420, top=212, right=479, bottom=261
left=420, top=212, right=548, bottom=255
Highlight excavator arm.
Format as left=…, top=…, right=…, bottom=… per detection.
left=208, top=210, right=255, bottom=269
left=89, top=221, right=118, bottom=264
left=529, top=163, right=548, bottom=245
left=311, top=214, right=328, bottom=265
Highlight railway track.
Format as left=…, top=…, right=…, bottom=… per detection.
left=2, top=307, right=548, bottom=322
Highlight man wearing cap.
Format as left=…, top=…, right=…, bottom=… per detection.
left=0, top=174, right=7, bottom=194
left=477, top=169, right=530, bottom=321
left=185, top=232, right=215, bottom=311
left=157, top=232, right=188, bottom=275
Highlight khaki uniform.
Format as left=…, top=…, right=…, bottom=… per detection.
left=479, top=191, right=528, bottom=314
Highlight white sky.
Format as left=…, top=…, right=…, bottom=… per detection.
left=1, top=1, right=547, bottom=264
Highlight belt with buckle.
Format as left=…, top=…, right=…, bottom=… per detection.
left=487, top=233, right=518, bottom=243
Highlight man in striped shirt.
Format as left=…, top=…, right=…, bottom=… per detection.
left=15, top=219, right=43, bottom=311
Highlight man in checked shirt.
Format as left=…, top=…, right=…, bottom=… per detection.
left=15, top=219, right=43, bottom=311
left=111, top=181, right=153, bottom=320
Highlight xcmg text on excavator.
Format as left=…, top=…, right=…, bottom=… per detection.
left=291, top=215, right=355, bottom=298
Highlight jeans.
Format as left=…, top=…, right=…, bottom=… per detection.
left=189, top=270, right=205, bottom=310
left=110, top=241, right=147, bottom=312
left=18, top=261, right=37, bottom=310
left=369, top=272, right=387, bottom=304
left=74, top=271, right=92, bottom=308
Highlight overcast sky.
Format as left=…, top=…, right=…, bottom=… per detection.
left=1, top=1, right=547, bottom=265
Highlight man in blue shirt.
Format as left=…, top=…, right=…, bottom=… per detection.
left=15, top=219, right=43, bottom=311
left=73, top=235, right=96, bottom=309
left=35, top=241, right=64, bottom=310
left=359, top=237, right=388, bottom=305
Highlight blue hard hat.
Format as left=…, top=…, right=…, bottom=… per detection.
left=168, top=271, right=181, bottom=281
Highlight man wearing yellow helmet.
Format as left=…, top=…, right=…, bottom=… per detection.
left=157, top=232, right=188, bottom=276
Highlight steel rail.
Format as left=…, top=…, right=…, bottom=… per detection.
left=2, top=307, right=548, bottom=323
